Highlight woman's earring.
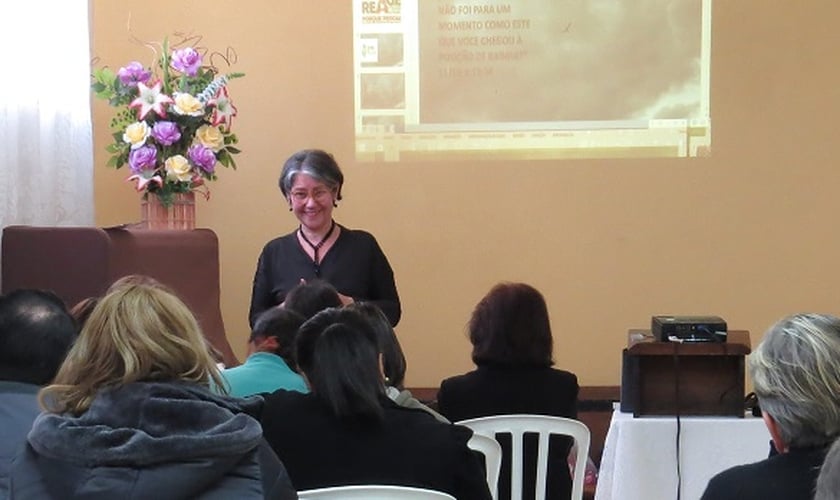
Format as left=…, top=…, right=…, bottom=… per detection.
left=288, top=206, right=293, bottom=212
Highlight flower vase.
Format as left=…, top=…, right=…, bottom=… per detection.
left=141, top=192, right=196, bottom=230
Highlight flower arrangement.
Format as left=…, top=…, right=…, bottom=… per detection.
left=91, top=36, right=244, bottom=206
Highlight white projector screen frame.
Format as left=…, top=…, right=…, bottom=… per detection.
left=352, top=0, right=712, bottom=162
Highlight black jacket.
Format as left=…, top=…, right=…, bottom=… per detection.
left=260, top=389, right=491, bottom=500
left=700, top=444, right=830, bottom=500
left=437, top=366, right=579, bottom=500
left=249, top=227, right=400, bottom=327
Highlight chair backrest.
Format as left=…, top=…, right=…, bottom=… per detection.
left=457, top=414, right=591, bottom=500
left=467, top=431, right=503, bottom=500
left=297, top=484, right=457, bottom=500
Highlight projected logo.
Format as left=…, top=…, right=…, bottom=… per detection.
left=361, top=0, right=402, bottom=15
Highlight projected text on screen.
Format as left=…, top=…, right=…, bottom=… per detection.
left=352, top=0, right=712, bottom=162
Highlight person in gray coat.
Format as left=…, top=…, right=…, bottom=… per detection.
left=9, top=281, right=296, bottom=500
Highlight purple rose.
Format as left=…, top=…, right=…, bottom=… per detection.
left=188, top=144, right=216, bottom=173
left=151, top=121, right=182, bottom=146
left=128, top=145, right=158, bottom=174
left=117, top=61, right=151, bottom=86
left=170, top=48, right=202, bottom=76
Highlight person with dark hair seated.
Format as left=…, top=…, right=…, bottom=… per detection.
left=9, top=282, right=296, bottom=499
left=0, top=289, right=78, bottom=497
left=282, top=278, right=342, bottom=320
left=348, top=301, right=448, bottom=422
left=221, top=307, right=307, bottom=397
left=68, top=296, right=99, bottom=331
left=437, top=282, right=579, bottom=500
left=701, top=313, right=840, bottom=500
left=260, top=307, right=491, bottom=499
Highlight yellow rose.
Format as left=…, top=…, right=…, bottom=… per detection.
left=122, top=121, right=150, bottom=149
left=164, top=155, right=193, bottom=182
left=172, top=92, right=204, bottom=116
left=195, top=125, right=225, bottom=152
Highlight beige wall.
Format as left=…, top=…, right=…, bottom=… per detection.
left=91, top=1, right=840, bottom=387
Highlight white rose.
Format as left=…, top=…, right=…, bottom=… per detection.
left=164, top=155, right=193, bottom=182
left=122, top=121, right=150, bottom=149
left=195, top=125, right=225, bottom=152
left=172, top=92, right=204, bottom=116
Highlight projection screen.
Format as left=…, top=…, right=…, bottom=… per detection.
left=352, top=0, right=712, bottom=162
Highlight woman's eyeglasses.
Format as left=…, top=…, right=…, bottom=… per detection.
left=289, top=189, right=333, bottom=204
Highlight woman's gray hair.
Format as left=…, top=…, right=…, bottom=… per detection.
left=815, top=436, right=840, bottom=500
left=750, top=313, right=840, bottom=448
left=278, top=149, right=344, bottom=201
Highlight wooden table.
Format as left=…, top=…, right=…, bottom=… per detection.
left=623, top=329, right=751, bottom=417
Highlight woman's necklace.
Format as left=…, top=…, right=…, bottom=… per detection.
left=299, top=220, right=336, bottom=276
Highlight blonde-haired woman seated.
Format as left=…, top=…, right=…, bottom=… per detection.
left=9, top=282, right=295, bottom=499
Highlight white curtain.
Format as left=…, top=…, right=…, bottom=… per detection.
left=0, top=0, right=94, bottom=230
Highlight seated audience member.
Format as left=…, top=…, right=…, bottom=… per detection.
left=701, top=313, right=840, bottom=500
left=107, top=274, right=233, bottom=370
left=0, top=289, right=77, bottom=497
left=437, top=282, right=579, bottom=500
left=348, top=301, right=449, bottom=422
left=220, top=307, right=307, bottom=397
left=9, top=283, right=296, bottom=500
left=816, top=436, right=840, bottom=500
left=107, top=273, right=163, bottom=291
left=260, top=307, right=491, bottom=499
left=282, top=278, right=342, bottom=320
left=68, top=296, right=99, bottom=331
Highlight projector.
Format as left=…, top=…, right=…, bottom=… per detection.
left=651, top=315, right=727, bottom=342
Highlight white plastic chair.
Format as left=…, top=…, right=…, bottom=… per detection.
left=297, top=484, right=456, bottom=499
left=467, top=431, right=503, bottom=500
left=457, top=414, right=591, bottom=500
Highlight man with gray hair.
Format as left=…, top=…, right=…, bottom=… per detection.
left=701, top=313, right=840, bottom=500
left=0, top=289, right=77, bottom=496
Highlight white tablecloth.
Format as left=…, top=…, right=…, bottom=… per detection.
left=594, top=405, right=770, bottom=500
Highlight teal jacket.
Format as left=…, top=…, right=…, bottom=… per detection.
left=220, top=352, right=308, bottom=397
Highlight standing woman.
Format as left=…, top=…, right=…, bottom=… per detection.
left=249, top=149, right=400, bottom=327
